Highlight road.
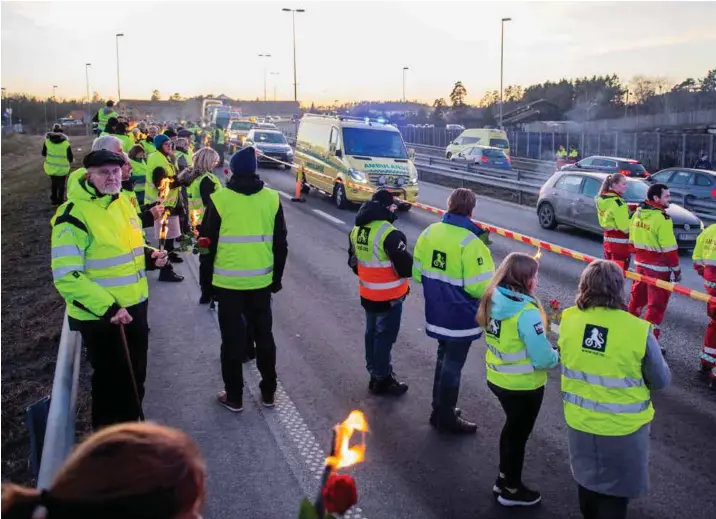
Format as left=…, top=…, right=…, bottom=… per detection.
left=143, top=165, right=716, bottom=519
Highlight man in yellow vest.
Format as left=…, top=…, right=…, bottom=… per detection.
left=349, top=190, right=413, bottom=396
left=42, top=124, right=74, bottom=205
left=93, top=100, right=119, bottom=131
left=199, top=146, right=288, bottom=412
left=212, top=123, right=227, bottom=165
left=693, top=223, right=716, bottom=383
left=50, top=150, right=168, bottom=429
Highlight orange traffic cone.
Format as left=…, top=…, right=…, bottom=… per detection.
left=291, top=168, right=306, bottom=203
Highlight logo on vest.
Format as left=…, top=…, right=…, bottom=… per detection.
left=356, top=227, right=371, bottom=246
left=487, top=318, right=501, bottom=338
left=432, top=250, right=447, bottom=271
left=582, top=324, right=608, bottom=353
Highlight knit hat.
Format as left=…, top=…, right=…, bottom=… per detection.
left=163, top=128, right=177, bottom=138
left=371, top=189, right=395, bottom=208
left=83, top=150, right=125, bottom=168
left=229, top=146, right=257, bottom=176
left=153, top=134, right=171, bottom=150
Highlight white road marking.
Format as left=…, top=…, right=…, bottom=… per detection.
left=312, top=209, right=345, bottom=226
left=277, top=191, right=292, bottom=200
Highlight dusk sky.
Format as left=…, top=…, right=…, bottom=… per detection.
left=2, top=0, right=715, bottom=105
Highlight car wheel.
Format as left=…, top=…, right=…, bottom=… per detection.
left=446, top=152, right=453, bottom=160
left=333, top=183, right=349, bottom=210
left=538, top=202, right=558, bottom=230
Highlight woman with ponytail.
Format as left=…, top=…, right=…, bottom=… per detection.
left=1, top=423, right=206, bottom=519
left=597, top=173, right=633, bottom=270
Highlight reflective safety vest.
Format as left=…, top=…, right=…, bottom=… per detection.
left=44, top=139, right=71, bottom=176
left=122, top=188, right=141, bottom=216
left=214, top=129, right=226, bottom=145
left=117, top=134, right=134, bottom=152
left=558, top=306, right=653, bottom=436
left=350, top=221, right=409, bottom=302
left=556, top=147, right=567, bottom=159
left=629, top=203, right=679, bottom=273
left=211, top=187, right=279, bottom=290
left=597, top=192, right=631, bottom=256
left=51, top=183, right=147, bottom=322
left=142, top=139, right=157, bottom=155
left=187, top=172, right=221, bottom=223
left=97, top=107, right=119, bottom=129
left=129, top=159, right=147, bottom=194
left=569, top=149, right=579, bottom=159
left=693, top=224, right=716, bottom=285
left=176, top=150, right=193, bottom=171
left=485, top=303, right=547, bottom=390
left=413, top=221, right=494, bottom=341
left=145, top=152, right=178, bottom=207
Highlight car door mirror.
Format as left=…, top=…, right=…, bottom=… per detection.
left=335, top=149, right=343, bottom=158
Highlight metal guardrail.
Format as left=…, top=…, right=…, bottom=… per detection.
left=37, top=310, right=82, bottom=489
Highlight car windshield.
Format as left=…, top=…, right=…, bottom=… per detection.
left=253, top=132, right=286, bottom=144
left=489, top=138, right=509, bottom=149
left=342, top=128, right=408, bottom=159
left=231, top=122, right=253, bottom=131
left=483, top=148, right=507, bottom=159
left=624, top=180, right=649, bottom=202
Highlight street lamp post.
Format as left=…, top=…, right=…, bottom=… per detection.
left=116, top=33, right=124, bottom=101
left=85, top=63, right=92, bottom=136
left=52, top=85, right=58, bottom=123
left=258, top=54, right=272, bottom=102
left=282, top=8, right=305, bottom=103
left=270, top=72, right=280, bottom=101
left=402, top=67, right=409, bottom=102
left=499, top=17, right=512, bottom=129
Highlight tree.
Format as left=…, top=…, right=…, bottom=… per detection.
left=700, top=69, right=716, bottom=92
left=151, top=90, right=161, bottom=101
left=629, top=76, right=666, bottom=103
left=672, top=78, right=698, bottom=93
left=431, top=98, right=447, bottom=123
left=168, top=92, right=182, bottom=101
left=449, top=81, right=467, bottom=107
left=91, top=91, right=101, bottom=103
left=478, top=90, right=500, bottom=108
left=503, top=85, right=524, bottom=103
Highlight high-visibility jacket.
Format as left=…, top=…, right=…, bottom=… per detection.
left=51, top=178, right=147, bottom=321
left=145, top=152, right=178, bottom=207
left=413, top=217, right=494, bottom=341
left=211, top=187, right=279, bottom=290
left=350, top=221, right=409, bottom=302
left=569, top=149, right=579, bottom=159
left=694, top=224, right=716, bottom=287
left=97, top=107, right=119, bottom=129
left=597, top=192, right=632, bottom=257
left=142, top=138, right=157, bottom=155
left=629, top=202, right=680, bottom=274
left=188, top=172, right=221, bottom=223
left=558, top=306, right=653, bottom=436
left=214, top=129, right=226, bottom=145
left=556, top=147, right=567, bottom=159
left=122, top=188, right=141, bottom=216
left=116, top=133, right=134, bottom=153
left=485, top=301, right=548, bottom=390
left=176, top=150, right=193, bottom=171
left=129, top=159, right=147, bottom=194
left=44, top=139, right=71, bottom=176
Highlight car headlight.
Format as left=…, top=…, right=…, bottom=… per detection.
left=408, top=171, right=418, bottom=185
left=286, top=148, right=294, bottom=155
left=349, top=168, right=366, bottom=183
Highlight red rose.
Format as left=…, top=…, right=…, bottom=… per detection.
left=224, top=168, right=230, bottom=176
left=197, top=237, right=211, bottom=248
left=550, top=299, right=560, bottom=311
left=322, top=473, right=358, bottom=516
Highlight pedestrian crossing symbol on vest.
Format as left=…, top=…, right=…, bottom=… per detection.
left=356, top=227, right=370, bottom=246
left=432, top=250, right=447, bottom=271
left=582, top=324, right=608, bottom=353
left=487, top=318, right=501, bottom=338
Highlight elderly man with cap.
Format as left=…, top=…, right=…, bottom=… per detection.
left=348, top=189, right=413, bottom=396
left=50, top=150, right=168, bottom=429
left=198, top=146, right=288, bottom=412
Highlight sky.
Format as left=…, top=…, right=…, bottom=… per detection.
left=2, top=0, right=715, bottom=105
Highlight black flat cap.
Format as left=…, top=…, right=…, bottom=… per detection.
left=83, top=150, right=126, bottom=168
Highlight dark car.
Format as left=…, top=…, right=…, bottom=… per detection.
left=450, top=145, right=512, bottom=170
left=537, top=170, right=703, bottom=249
left=244, top=129, right=294, bottom=168
left=646, top=167, right=716, bottom=203
left=561, top=155, right=649, bottom=178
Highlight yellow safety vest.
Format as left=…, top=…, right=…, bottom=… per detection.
left=558, top=306, right=653, bottom=436
left=44, top=139, right=71, bottom=176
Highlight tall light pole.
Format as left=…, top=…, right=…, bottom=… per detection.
left=402, top=67, right=409, bottom=102
left=52, top=85, right=58, bottom=123
left=499, top=17, right=512, bottom=129
left=85, top=63, right=92, bottom=136
left=258, top=54, right=272, bottom=102
left=282, top=8, right=305, bottom=103
left=270, top=72, right=280, bottom=101
left=115, top=33, right=124, bottom=102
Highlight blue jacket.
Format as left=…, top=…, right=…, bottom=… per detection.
left=490, top=286, right=559, bottom=369
left=420, top=213, right=489, bottom=342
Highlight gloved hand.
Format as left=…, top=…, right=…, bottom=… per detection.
left=270, top=281, right=282, bottom=294
left=695, top=264, right=705, bottom=277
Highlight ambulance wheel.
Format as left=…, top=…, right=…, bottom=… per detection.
left=333, top=183, right=349, bottom=210
left=446, top=152, right=453, bottom=160
left=538, top=202, right=557, bottom=229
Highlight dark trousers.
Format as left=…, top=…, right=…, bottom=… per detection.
left=578, top=485, right=629, bottom=519
left=74, top=301, right=149, bottom=430
left=199, top=254, right=213, bottom=296
left=488, top=381, right=544, bottom=488
left=364, top=301, right=403, bottom=378
left=432, top=339, right=471, bottom=421
left=213, top=144, right=226, bottom=166
left=50, top=175, right=66, bottom=204
left=216, top=287, right=277, bottom=401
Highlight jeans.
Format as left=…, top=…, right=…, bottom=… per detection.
left=432, top=339, right=472, bottom=421
left=578, top=485, right=629, bottom=519
left=488, top=381, right=545, bottom=488
left=364, top=301, right=403, bottom=378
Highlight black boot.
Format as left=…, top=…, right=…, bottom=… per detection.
left=199, top=291, right=211, bottom=304
left=370, top=373, right=408, bottom=396
left=158, top=266, right=184, bottom=282
left=430, top=412, right=478, bottom=434
left=169, top=251, right=184, bottom=263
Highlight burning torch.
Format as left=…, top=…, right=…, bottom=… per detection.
left=158, top=177, right=171, bottom=251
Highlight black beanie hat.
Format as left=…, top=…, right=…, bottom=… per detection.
left=371, top=189, right=395, bottom=208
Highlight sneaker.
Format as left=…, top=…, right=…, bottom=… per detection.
left=498, top=485, right=541, bottom=507
left=492, top=475, right=505, bottom=497
left=261, top=391, right=275, bottom=408
left=169, top=252, right=184, bottom=263
left=216, top=391, right=243, bottom=412
left=370, top=374, right=408, bottom=396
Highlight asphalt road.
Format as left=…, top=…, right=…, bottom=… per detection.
left=144, top=166, right=716, bottom=519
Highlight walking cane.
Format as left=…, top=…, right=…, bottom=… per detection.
left=119, top=324, right=146, bottom=421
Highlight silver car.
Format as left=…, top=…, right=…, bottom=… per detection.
left=536, top=170, right=703, bottom=249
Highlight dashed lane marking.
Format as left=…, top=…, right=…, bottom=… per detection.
left=278, top=190, right=292, bottom=200
left=311, top=209, right=345, bottom=226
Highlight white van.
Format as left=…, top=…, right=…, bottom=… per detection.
left=445, top=128, right=510, bottom=159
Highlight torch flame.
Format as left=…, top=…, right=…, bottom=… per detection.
left=533, top=247, right=542, bottom=260
left=325, top=410, right=369, bottom=470
left=191, top=210, right=200, bottom=228
left=158, top=177, right=171, bottom=201
left=159, top=210, right=170, bottom=241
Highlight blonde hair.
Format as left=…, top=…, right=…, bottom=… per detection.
left=447, top=188, right=477, bottom=216
left=192, top=147, right=220, bottom=173
left=477, top=252, right=547, bottom=328
left=599, top=173, right=626, bottom=195
left=576, top=260, right=625, bottom=310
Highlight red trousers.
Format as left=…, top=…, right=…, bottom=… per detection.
left=628, top=267, right=671, bottom=339
left=701, top=286, right=716, bottom=372
left=604, top=247, right=631, bottom=270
